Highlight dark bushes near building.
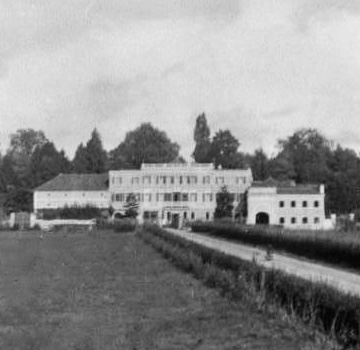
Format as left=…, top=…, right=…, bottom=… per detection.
left=38, top=205, right=104, bottom=220
left=191, top=221, right=360, bottom=271
left=138, top=224, right=360, bottom=348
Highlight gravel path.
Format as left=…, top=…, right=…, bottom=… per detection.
left=166, top=228, right=360, bottom=297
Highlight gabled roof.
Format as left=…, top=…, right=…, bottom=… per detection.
left=35, top=173, right=108, bottom=192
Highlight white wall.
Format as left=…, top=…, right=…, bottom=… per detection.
left=34, top=191, right=110, bottom=211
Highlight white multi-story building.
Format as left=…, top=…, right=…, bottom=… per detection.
left=109, top=163, right=253, bottom=226
left=247, top=178, right=326, bottom=229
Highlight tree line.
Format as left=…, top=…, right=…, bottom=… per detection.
left=0, top=114, right=359, bottom=215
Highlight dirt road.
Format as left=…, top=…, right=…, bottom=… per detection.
left=167, top=228, right=360, bottom=297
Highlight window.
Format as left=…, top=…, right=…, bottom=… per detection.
left=111, top=194, right=115, bottom=201
left=302, top=201, right=307, bottom=208
left=190, top=193, right=197, bottom=202
left=111, top=177, right=115, bottom=184
left=159, top=176, right=166, bottom=184
left=291, top=201, right=296, bottom=208
left=182, top=193, right=189, bottom=201
left=170, top=176, right=174, bottom=184
left=203, top=176, right=210, bottom=184
left=144, top=193, right=152, bottom=202
left=173, top=192, right=181, bottom=202
left=202, top=193, right=205, bottom=202
left=279, top=201, right=285, bottom=208
left=117, top=177, right=122, bottom=184
left=143, top=176, right=151, bottom=185
left=291, top=217, right=296, bottom=224
left=183, top=212, right=187, bottom=219
left=216, top=177, right=224, bottom=185
left=279, top=217, right=285, bottom=224
left=206, top=212, right=210, bottom=220
left=314, top=217, right=320, bottom=224
left=132, top=177, right=139, bottom=185
left=115, top=193, right=125, bottom=202
left=236, top=177, right=246, bottom=184
left=302, top=217, right=308, bottom=224
left=314, top=201, right=319, bottom=207
left=191, top=212, right=195, bottom=220
left=164, top=193, right=172, bottom=201
left=167, top=212, right=171, bottom=221
left=179, top=176, right=183, bottom=184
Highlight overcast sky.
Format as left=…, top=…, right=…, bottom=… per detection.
left=1, top=0, right=360, bottom=160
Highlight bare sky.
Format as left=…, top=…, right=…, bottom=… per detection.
left=1, top=0, right=360, bottom=159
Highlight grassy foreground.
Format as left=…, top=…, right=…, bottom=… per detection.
left=0, top=229, right=336, bottom=349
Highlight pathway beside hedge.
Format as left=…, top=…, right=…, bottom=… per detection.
left=167, top=228, right=360, bottom=297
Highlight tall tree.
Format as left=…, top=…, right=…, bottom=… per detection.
left=109, top=123, right=180, bottom=169
left=192, top=113, right=212, bottom=163
left=210, top=129, right=241, bottom=169
left=72, top=143, right=89, bottom=173
left=7, top=129, right=48, bottom=187
left=72, top=129, right=108, bottom=173
left=276, top=128, right=332, bottom=184
left=30, top=142, right=71, bottom=188
left=85, top=128, right=108, bottom=173
left=250, top=148, right=270, bottom=181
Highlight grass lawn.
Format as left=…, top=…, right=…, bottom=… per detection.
left=0, top=229, right=334, bottom=350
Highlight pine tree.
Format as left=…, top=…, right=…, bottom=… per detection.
left=192, top=113, right=212, bottom=163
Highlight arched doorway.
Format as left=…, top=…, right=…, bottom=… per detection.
left=255, top=212, right=269, bottom=225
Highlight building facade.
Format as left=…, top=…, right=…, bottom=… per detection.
left=247, top=178, right=326, bottom=229
left=34, top=173, right=109, bottom=212
left=109, top=163, right=253, bottom=226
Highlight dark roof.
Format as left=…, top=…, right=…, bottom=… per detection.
left=35, top=173, right=108, bottom=192
left=252, top=177, right=321, bottom=194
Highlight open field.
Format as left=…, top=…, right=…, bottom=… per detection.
left=0, top=229, right=336, bottom=349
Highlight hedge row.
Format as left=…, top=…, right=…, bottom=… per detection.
left=38, top=206, right=104, bottom=220
left=138, top=224, right=360, bottom=348
left=191, top=221, right=360, bottom=270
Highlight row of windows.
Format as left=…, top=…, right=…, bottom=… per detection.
left=112, top=192, right=243, bottom=203
left=143, top=211, right=211, bottom=221
left=279, top=200, right=320, bottom=208
left=279, top=217, right=320, bottom=225
left=111, top=175, right=247, bottom=186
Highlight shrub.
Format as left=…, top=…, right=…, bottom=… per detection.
left=190, top=221, right=360, bottom=271
left=138, top=224, right=360, bottom=348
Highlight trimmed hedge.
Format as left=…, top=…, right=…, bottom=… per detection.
left=191, top=221, right=360, bottom=270
left=38, top=205, right=104, bottom=220
left=138, top=224, right=360, bottom=348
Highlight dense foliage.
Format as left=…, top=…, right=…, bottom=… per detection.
left=139, top=224, right=360, bottom=348
left=191, top=221, right=360, bottom=270
left=38, top=205, right=103, bottom=220
left=214, top=186, right=234, bottom=219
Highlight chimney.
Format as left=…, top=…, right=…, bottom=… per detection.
left=320, top=184, right=325, bottom=194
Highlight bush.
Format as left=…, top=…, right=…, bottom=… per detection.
left=138, top=224, right=360, bottom=348
left=38, top=205, right=103, bottom=220
left=190, top=221, right=360, bottom=271
left=113, top=218, right=136, bottom=233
